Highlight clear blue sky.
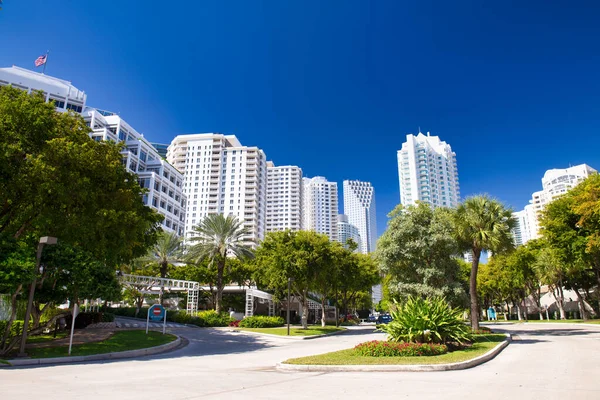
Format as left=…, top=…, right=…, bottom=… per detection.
left=2, top=1, right=600, bottom=236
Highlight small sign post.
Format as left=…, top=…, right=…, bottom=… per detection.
left=147, top=304, right=166, bottom=335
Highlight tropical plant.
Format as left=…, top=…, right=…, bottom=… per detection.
left=379, top=296, right=472, bottom=344
left=187, top=214, right=254, bottom=313
left=454, top=195, right=516, bottom=329
left=354, top=341, right=448, bottom=357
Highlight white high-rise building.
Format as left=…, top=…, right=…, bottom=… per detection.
left=266, top=162, right=303, bottom=232
left=337, top=214, right=362, bottom=253
left=302, top=176, right=339, bottom=241
left=85, top=109, right=186, bottom=235
left=343, top=180, right=376, bottom=254
left=514, top=164, right=597, bottom=243
left=397, top=132, right=460, bottom=208
left=167, top=134, right=267, bottom=246
left=0, top=66, right=86, bottom=113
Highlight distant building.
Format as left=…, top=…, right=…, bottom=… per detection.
left=151, top=142, right=169, bottom=158
left=302, top=176, right=339, bottom=241
left=167, top=133, right=267, bottom=246
left=0, top=65, right=86, bottom=113
left=85, top=109, right=186, bottom=235
left=397, top=132, right=460, bottom=208
left=337, top=214, right=362, bottom=253
left=513, top=164, right=597, bottom=244
left=266, top=162, right=303, bottom=232
left=343, top=180, right=377, bottom=253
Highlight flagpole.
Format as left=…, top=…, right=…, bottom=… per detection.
left=42, top=50, right=49, bottom=74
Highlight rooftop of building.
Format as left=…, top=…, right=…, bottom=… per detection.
left=0, top=66, right=85, bottom=98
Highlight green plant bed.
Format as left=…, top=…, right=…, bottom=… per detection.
left=523, top=319, right=600, bottom=324
left=283, top=334, right=506, bottom=365
left=27, top=332, right=69, bottom=343
left=22, top=330, right=176, bottom=359
left=239, top=326, right=345, bottom=336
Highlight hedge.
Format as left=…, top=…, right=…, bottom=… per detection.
left=106, top=307, right=233, bottom=327
left=354, top=340, right=448, bottom=357
left=238, top=316, right=285, bottom=328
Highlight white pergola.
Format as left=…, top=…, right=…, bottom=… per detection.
left=119, top=274, right=274, bottom=316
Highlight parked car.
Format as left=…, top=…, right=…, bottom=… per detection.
left=367, top=314, right=378, bottom=323
left=377, top=314, right=392, bottom=324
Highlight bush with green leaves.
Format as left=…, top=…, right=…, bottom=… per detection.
left=354, top=340, right=448, bottom=357
left=238, top=316, right=285, bottom=328
left=106, top=307, right=233, bottom=327
left=379, top=296, right=472, bottom=344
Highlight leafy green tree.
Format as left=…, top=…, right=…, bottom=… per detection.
left=539, top=194, right=593, bottom=320
left=0, top=86, right=163, bottom=264
left=254, top=230, right=331, bottom=329
left=186, top=214, right=254, bottom=313
left=377, top=203, right=467, bottom=308
left=455, top=195, right=515, bottom=329
left=335, top=250, right=380, bottom=319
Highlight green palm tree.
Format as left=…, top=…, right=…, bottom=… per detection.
left=187, top=214, right=254, bottom=313
left=135, top=231, right=184, bottom=304
left=455, top=195, right=516, bottom=330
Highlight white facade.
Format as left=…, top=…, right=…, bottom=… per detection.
left=167, top=134, right=267, bottom=246
left=85, top=109, right=186, bottom=235
left=0, top=66, right=86, bottom=113
left=397, top=132, right=460, bottom=208
left=266, top=162, right=303, bottom=232
left=302, top=176, right=339, bottom=241
left=514, top=164, right=597, bottom=244
left=343, top=180, right=376, bottom=253
left=337, top=214, right=362, bottom=253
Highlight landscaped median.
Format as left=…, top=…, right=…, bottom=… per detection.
left=2, top=330, right=180, bottom=367
left=234, top=326, right=346, bottom=339
left=278, top=333, right=510, bottom=371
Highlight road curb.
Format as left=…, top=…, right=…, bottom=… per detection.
left=483, top=322, right=600, bottom=329
left=227, top=327, right=348, bottom=340
left=276, top=334, right=511, bottom=372
left=2, top=335, right=182, bottom=368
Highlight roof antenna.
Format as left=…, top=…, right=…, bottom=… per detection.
left=418, top=126, right=421, bottom=134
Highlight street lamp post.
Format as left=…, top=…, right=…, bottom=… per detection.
left=287, top=277, right=293, bottom=336
left=18, top=236, right=57, bottom=357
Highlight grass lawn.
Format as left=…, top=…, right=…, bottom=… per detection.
left=525, top=319, right=600, bottom=324
left=238, top=326, right=345, bottom=336
left=24, top=330, right=176, bottom=359
left=283, top=334, right=506, bottom=365
left=27, top=332, right=69, bottom=343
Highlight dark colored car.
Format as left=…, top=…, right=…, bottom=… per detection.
left=377, top=314, right=392, bottom=324
left=367, top=314, right=378, bottom=323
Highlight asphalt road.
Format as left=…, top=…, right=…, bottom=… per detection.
left=1, top=323, right=599, bottom=400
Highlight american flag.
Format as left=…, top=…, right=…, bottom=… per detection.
left=34, top=54, right=47, bottom=67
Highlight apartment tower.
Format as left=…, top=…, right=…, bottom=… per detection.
left=302, top=176, right=339, bottom=241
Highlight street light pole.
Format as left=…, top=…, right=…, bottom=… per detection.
left=18, top=236, right=57, bottom=357
left=287, top=277, right=292, bottom=336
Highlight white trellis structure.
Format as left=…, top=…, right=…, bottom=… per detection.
left=245, top=288, right=274, bottom=317
left=119, top=274, right=200, bottom=314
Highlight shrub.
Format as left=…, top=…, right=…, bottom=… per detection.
left=379, top=296, right=472, bottom=344
left=194, top=310, right=233, bottom=327
left=354, top=340, right=448, bottom=357
left=101, top=312, right=115, bottom=322
left=229, top=320, right=240, bottom=327
left=104, top=307, right=233, bottom=327
left=472, top=327, right=492, bottom=335
left=239, top=316, right=285, bottom=328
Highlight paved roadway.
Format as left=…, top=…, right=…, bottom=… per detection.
left=1, top=322, right=599, bottom=400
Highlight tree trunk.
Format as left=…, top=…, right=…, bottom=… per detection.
left=320, top=298, right=326, bottom=327
left=135, top=294, right=145, bottom=318
left=215, top=259, right=225, bottom=314
left=0, top=285, right=22, bottom=354
left=159, top=262, right=168, bottom=306
left=573, top=289, right=589, bottom=321
left=552, top=285, right=566, bottom=320
left=301, top=290, right=308, bottom=329
left=469, top=248, right=482, bottom=330
left=516, top=303, right=522, bottom=321
left=522, top=297, right=528, bottom=321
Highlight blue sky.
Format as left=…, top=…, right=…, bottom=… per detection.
left=2, top=1, right=600, bottom=236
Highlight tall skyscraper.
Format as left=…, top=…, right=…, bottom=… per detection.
left=513, top=164, right=596, bottom=244
left=0, top=66, right=86, bottom=113
left=337, top=214, right=362, bottom=253
left=167, top=134, right=267, bottom=246
left=302, top=176, right=339, bottom=241
left=151, top=142, right=169, bottom=158
left=397, top=132, right=460, bottom=208
left=85, top=109, right=186, bottom=235
left=343, top=180, right=376, bottom=253
left=266, top=162, right=303, bottom=232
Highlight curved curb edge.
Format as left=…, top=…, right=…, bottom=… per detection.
left=227, top=328, right=348, bottom=340
left=276, top=333, right=511, bottom=372
left=3, top=335, right=182, bottom=368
